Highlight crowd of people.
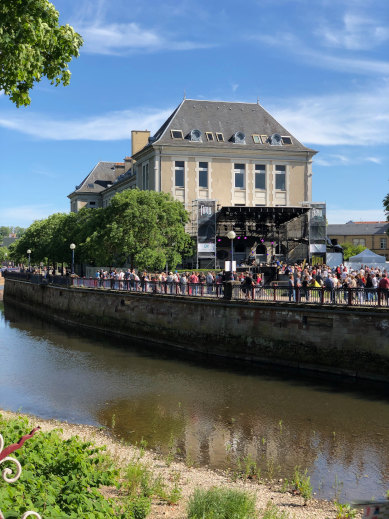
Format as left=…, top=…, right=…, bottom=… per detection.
left=91, top=262, right=389, bottom=305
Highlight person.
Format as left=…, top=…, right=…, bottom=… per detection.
left=206, top=271, right=214, bottom=295
left=180, top=272, right=187, bottom=295
left=288, top=274, right=295, bottom=302
left=324, top=275, right=335, bottom=304
left=166, top=271, right=174, bottom=294
left=378, top=273, right=389, bottom=305
left=242, top=272, right=254, bottom=300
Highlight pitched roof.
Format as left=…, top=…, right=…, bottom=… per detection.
left=68, top=162, right=119, bottom=197
left=327, top=222, right=389, bottom=236
left=148, top=99, right=316, bottom=153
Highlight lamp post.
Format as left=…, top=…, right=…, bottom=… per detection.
left=27, top=249, right=31, bottom=271
left=70, top=243, right=76, bottom=275
left=226, top=230, right=236, bottom=277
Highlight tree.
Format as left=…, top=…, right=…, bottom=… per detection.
left=0, top=247, right=9, bottom=263
left=86, top=190, right=194, bottom=270
left=340, top=242, right=366, bottom=261
left=0, top=0, right=83, bottom=107
left=384, top=193, right=389, bottom=226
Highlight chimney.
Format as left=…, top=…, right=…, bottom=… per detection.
left=124, top=156, right=133, bottom=174
left=131, top=130, right=150, bottom=157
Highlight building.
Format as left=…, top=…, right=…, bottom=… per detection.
left=69, top=99, right=320, bottom=266
left=327, top=221, right=389, bottom=260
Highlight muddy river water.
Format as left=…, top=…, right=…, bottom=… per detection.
left=0, top=298, right=388, bottom=502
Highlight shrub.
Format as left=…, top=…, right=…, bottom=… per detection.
left=0, top=414, right=127, bottom=518
left=187, top=487, right=257, bottom=519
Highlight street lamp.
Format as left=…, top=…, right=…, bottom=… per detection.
left=70, top=243, right=76, bottom=275
left=226, top=230, right=236, bottom=276
left=27, top=249, right=31, bottom=271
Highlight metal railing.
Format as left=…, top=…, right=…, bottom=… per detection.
left=4, top=272, right=389, bottom=307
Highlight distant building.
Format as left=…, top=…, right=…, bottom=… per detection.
left=69, top=99, right=323, bottom=265
left=327, top=221, right=389, bottom=260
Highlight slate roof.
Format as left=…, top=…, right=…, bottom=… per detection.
left=68, top=162, right=119, bottom=196
left=327, top=222, right=389, bottom=236
left=148, top=99, right=316, bottom=153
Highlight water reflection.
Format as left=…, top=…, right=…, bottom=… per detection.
left=1, top=301, right=388, bottom=501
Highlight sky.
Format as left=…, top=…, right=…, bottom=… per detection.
left=0, top=0, right=388, bottom=227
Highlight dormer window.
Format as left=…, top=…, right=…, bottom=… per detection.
left=171, top=130, right=183, bottom=139
left=260, top=135, right=268, bottom=143
left=216, top=132, right=224, bottom=142
left=269, top=133, right=282, bottom=145
left=231, top=132, right=246, bottom=144
left=189, top=129, right=202, bottom=142
left=206, top=132, right=214, bottom=141
left=252, top=134, right=261, bottom=144
left=281, top=136, right=292, bottom=145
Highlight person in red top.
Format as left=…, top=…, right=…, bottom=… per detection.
left=378, top=273, right=389, bottom=305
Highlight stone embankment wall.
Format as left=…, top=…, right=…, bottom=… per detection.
left=4, top=279, right=389, bottom=382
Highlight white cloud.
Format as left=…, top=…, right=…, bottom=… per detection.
left=314, top=154, right=383, bottom=167
left=0, top=205, right=67, bottom=227
left=270, top=82, right=389, bottom=146
left=327, top=208, right=387, bottom=224
left=0, top=107, right=173, bottom=141
left=77, top=22, right=212, bottom=55
left=317, top=13, right=389, bottom=51
left=250, top=32, right=389, bottom=75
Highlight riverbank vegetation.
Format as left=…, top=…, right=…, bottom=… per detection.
left=9, top=190, right=193, bottom=271
left=0, top=410, right=361, bottom=519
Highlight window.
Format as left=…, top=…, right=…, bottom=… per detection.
left=175, top=161, right=185, bottom=187
left=89, top=201, right=96, bottom=206
left=275, top=165, right=286, bottom=191
left=171, top=130, right=183, bottom=139
left=281, top=136, right=293, bottom=145
left=216, top=132, right=224, bottom=142
left=142, top=163, right=149, bottom=189
left=380, top=238, right=387, bottom=249
left=205, top=132, right=214, bottom=141
left=199, top=162, right=208, bottom=188
left=255, top=165, right=266, bottom=190
left=234, top=163, right=245, bottom=189
left=87, top=183, right=94, bottom=188
left=252, top=134, right=261, bottom=144
left=260, top=135, right=268, bottom=143
left=353, top=238, right=366, bottom=247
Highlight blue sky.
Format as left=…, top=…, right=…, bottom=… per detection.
left=0, top=0, right=388, bottom=227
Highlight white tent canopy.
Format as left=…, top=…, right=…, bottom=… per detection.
left=348, top=248, right=386, bottom=264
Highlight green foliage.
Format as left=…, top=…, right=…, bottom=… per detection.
left=0, top=0, right=83, bottom=107
left=0, top=414, right=143, bottom=518
left=86, top=189, right=193, bottom=270
left=339, top=242, right=366, bottom=261
left=261, top=501, right=290, bottom=519
left=0, top=247, right=9, bottom=263
left=0, top=227, right=26, bottom=240
left=383, top=193, right=389, bottom=221
left=292, top=466, right=312, bottom=504
left=187, top=487, right=257, bottom=519
left=9, top=190, right=193, bottom=270
left=335, top=502, right=357, bottom=519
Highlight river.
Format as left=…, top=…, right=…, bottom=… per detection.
left=0, top=298, right=388, bottom=502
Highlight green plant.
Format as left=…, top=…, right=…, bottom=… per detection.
left=292, top=466, right=312, bottom=504
left=261, top=501, right=290, bottom=518
left=0, top=414, right=131, bottom=518
left=236, top=454, right=261, bottom=481
left=335, top=501, right=357, bottom=519
left=187, top=487, right=257, bottom=519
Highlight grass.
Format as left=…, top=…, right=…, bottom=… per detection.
left=187, top=487, right=257, bottom=519
left=335, top=502, right=357, bottom=519
left=261, top=501, right=290, bottom=519
left=292, top=466, right=312, bottom=504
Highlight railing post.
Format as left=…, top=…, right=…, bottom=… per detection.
left=273, top=286, right=276, bottom=302
left=348, top=288, right=352, bottom=306
left=296, top=286, right=300, bottom=303
left=378, top=289, right=381, bottom=307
